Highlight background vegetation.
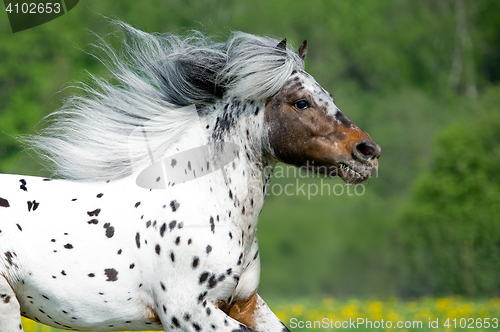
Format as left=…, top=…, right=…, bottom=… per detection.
left=2, top=0, right=500, bottom=330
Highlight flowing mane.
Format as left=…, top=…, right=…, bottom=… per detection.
left=27, top=22, right=304, bottom=181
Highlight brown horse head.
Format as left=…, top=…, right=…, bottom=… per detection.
left=264, top=46, right=380, bottom=183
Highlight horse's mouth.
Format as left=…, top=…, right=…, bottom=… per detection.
left=303, top=160, right=377, bottom=184
left=337, top=161, right=376, bottom=184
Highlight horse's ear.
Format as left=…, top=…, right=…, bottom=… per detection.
left=297, top=39, right=308, bottom=60
left=276, top=38, right=287, bottom=51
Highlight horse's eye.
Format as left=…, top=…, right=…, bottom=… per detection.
left=293, top=100, right=310, bottom=110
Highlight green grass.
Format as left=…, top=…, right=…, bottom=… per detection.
left=22, top=297, right=500, bottom=331
left=272, top=297, right=500, bottom=331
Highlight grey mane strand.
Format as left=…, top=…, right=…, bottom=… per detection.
left=25, top=21, right=304, bottom=181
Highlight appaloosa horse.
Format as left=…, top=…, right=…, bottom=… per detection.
left=0, top=22, right=380, bottom=332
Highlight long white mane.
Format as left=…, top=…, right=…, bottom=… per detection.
left=27, top=22, right=304, bottom=181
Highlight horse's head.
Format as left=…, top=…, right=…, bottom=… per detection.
left=264, top=42, right=380, bottom=184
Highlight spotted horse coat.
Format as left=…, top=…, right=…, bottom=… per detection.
left=0, top=24, right=380, bottom=332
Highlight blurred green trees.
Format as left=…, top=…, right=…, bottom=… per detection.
left=397, top=87, right=500, bottom=296
left=1, top=0, right=499, bottom=298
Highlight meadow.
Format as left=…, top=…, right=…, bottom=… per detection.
left=22, top=297, right=500, bottom=332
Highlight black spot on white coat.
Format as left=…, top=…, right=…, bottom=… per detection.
left=209, top=217, right=215, bottom=233
left=199, top=272, right=209, bottom=284
left=135, top=233, right=141, bottom=249
left=87, top=209, right=101, bottom=217
left=19, top=179, right=27, bottom=191
left=104, top=268, right=118, bottom=281
left=103, top=223, right=115, bottom=238
left=27, top=200, right=39, bottom=212
left=0, top=197, right=9, bottom=207
left=160, top=223, right=167, bottom=237
left=192, top=257, right=199, bottom=269
left=170, top=200, right=180, bottom=212
left=169, top=220, right=177, bottom=230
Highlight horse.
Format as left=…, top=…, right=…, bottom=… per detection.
left=0, top=22, right=380, bottom=332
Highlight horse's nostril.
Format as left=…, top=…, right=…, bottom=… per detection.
left=355, top=141, right=380, bottom=160
left=358, top=143, right=372, bottom=156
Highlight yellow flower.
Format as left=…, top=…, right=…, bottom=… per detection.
left=292, top=304, right=304, bottom=316
left=21, top=318, right=35, bottom=331
left=436, top=297, right=452, bottom=311
left=275, top=310, right=289, bottom=323
left=342, top=304, right=359, bottom=318
left=327, top=313, right=339, bottom=322
left=308, top=309, right=323, bottom=321
left=386, top=311, right=402, bottom=323
left=457, top=303, right=471, bottom=317
left=446, top=308, right=458, bottom=319
left=367, top=301, right=383, bottom=320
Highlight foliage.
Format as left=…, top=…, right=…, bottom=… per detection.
left=396, top=87, right=500, bottom=297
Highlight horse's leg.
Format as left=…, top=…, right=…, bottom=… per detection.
left=224, top=293, right=290, bottom=332
left=157, top=296, right=257, bottom=332
left=0, top=276, right=24, bottom=332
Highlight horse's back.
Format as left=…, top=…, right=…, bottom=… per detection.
left=0, top=173, right=142, bottom=289
left=0, top=174, right=43, bottom=258
left=0, top=173, right=164, bottom=330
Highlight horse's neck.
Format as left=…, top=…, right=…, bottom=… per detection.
left=203, top=99, right=273, bottom=237
left=145, top=99, right=273, bottom=231
left=204, top=98, right=273, bottom=193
